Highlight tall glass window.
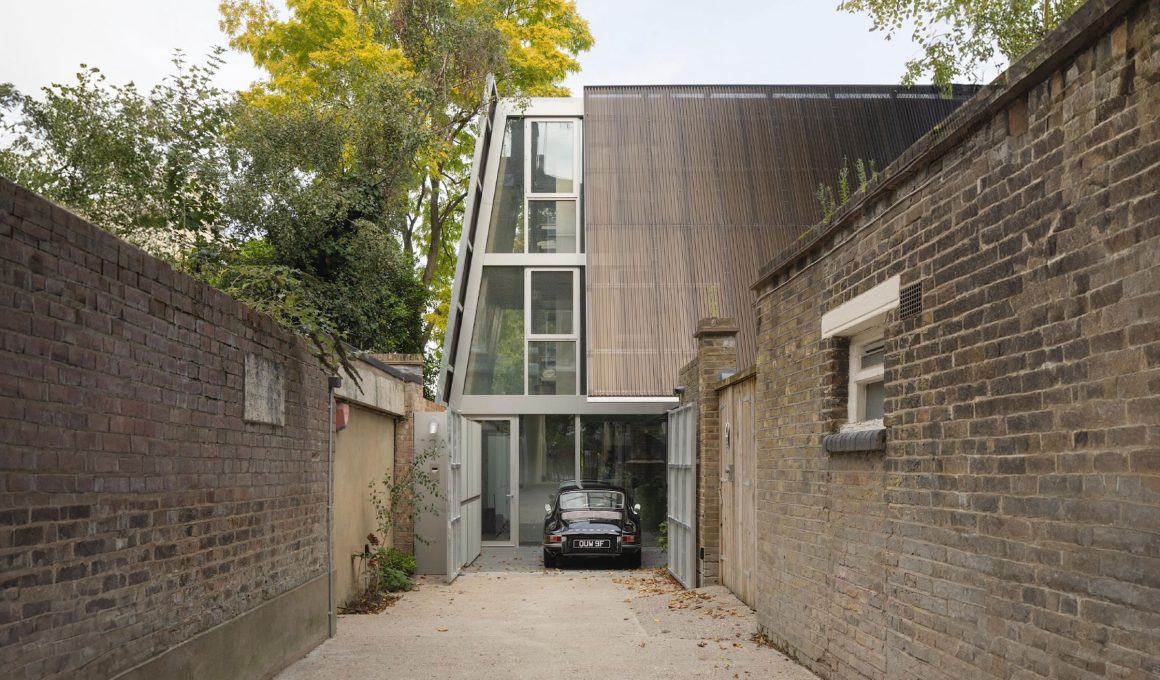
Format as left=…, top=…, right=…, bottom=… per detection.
left=464, top=268, right=524, bottom=394
left=485, top=119, right=524, bottom=253
left=581, top=415, right=668, bottom=546
left=518, top=415, right=576, bottom=544
left=531, top=121, right=575, bottom=194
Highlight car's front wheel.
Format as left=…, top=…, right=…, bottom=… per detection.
left=543, top=549, right=557, bottom=569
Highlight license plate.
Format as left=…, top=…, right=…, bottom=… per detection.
left=572, top=538, right=610, bottom=549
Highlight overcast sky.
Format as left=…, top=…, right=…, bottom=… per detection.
left=1, top=1, right=951, bottom=97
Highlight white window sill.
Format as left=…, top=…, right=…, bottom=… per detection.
left=839, top=418, right=884, bottom=433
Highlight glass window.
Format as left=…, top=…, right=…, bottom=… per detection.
left=559, top=490, right=624, bottom=510
left=529, top=270, right=574, bottom=335
left=464, top=268, right=524, bottom=394
left=531, top=121, right=574, bottom=194
left=528, top=200, right=578, bottom=253
left=864, top=381, right=885, bottom=420
left=519, top=415, right=576, bottom=544
left=527, top=341, right=576, bottom=395
left=480, top=421, right=512, bottom=542
left=485, top=119, right=524, bottom=253
left=581, top=415, right=667, bottom=546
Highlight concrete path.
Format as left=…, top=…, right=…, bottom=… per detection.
left=277, top=565, right=818, bottom=680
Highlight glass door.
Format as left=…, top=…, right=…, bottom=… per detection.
left=479, top=419, right=517, bottom=545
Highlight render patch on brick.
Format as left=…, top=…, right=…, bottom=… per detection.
left=245, top=352, right=285, bottom=425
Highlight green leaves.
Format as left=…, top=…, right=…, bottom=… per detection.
left=839, top=0, right=1083, bottom=92
left=0, top=51, right=235, bottom=254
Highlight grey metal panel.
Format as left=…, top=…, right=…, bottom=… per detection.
left=413, top=412, right=449, bottom=575
left=667, top=402, right=697, bottom=589
left=584, top=85, right=977, bottom=397
left=439, top=78, right=498, bottom=405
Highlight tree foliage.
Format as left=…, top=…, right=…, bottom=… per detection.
left=0, top=51, right=235, bottom=253
left=839, top=0, right=1083, bottom=90
left=0, top=52, right=426, bottom=379
left=220, top=0, right=593, bottom=362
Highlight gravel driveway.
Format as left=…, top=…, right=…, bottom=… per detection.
left=276, top=565, right=817, bottom=680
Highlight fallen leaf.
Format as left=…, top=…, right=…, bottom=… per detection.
left=436, top=627, right=448, bottom=632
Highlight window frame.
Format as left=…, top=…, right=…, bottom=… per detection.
left=846, top=327, right=886, bottom=429
left=523, top=118, right=581, bottom=254
left=524, top=267, right=580, bottom=395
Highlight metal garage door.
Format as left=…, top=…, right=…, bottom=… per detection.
left=667, top=403, right=697, bottom=589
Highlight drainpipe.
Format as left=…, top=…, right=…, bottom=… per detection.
left=326, top=375, right=342, bottom=638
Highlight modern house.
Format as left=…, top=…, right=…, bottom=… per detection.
left=437, top=82, right=976, bottom=557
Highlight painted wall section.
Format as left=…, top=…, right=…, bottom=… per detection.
left=333, top=404, right=395, bottom=606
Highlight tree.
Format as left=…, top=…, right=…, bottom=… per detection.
left=0, top=51, right=235, bottom=254
left=1, top=53, right=427, bottom=377
left=221, top=0, right=593, bottom=358
left=838, top=0, right=1083, bottom=90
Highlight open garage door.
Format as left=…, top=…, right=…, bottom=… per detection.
left=667, top=403, right=697, bottom=589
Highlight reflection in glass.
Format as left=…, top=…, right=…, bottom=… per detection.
left=864, top=381, right=885, bottom=420
left=527, top=341, right=576, bottom=395
left=529, top=270, right=573, bottom=335
left=581, top=415, right=667, bottom=546
left=465, top=268, right=524, bottom=394
left=528, top=200, right=577, bottom=253
left=531, top=121, right=574, bottom=193
left=481, top=421, right=512, bottom=542
left=518, top=415, right=575, bottom=544
left=485, top=119, right=524, bottom=253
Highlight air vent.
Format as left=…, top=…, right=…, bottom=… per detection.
left=900, top=282, right=923, bottom=320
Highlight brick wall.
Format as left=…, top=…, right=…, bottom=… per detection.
left=678, top=318, right=740, bottom=586
left=751, top=1, right=1159, bottom=678
left=391, top=377, right=444, bottom=553
left=0, top=178, right=330, bottom=679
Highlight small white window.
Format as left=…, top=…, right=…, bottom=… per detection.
left=846, top=328, right=885, bottom=430
left=822, top=275, right=898, bottom=432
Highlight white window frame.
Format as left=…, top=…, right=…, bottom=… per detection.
left=821, top=275, right=899, bottom=431
left=524, top=118, right=581, bottom=254
left=846, top=328, right=885, bottom=430
left=524, top=268, right=580, bottom=395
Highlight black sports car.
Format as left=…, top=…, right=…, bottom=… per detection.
left=543, top=481, right=643, bottom=568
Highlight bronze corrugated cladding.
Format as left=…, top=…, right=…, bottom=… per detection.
left=584, top=84, right=976, bottom=397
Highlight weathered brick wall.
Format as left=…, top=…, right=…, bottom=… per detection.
left=677, top=318, right=740, bottom=586
left=752, top=1, right=1159, bottom=678
left=0, top=178, right=330, bottom=679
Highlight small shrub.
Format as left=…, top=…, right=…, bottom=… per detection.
left=378, top=547, right=416, bottom=576
left=657, top=520, right=668, bottom=551
left=379, top=566, right=412, bottom=593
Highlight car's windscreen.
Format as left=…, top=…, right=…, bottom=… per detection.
left=558, top=490, right=624, bottom=510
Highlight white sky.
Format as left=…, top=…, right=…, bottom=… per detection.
left=0, top=0, right=949, bottom=98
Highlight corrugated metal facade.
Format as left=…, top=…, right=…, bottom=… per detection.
left=584, top=85, right=975, bottom=396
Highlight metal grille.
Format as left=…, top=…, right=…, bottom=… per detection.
left=584, top=85, right=975, bottom=396
left=900, top=282, right=923, bottom=320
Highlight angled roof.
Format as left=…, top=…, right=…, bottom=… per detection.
left=584, top=84, right=978, bottom=397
